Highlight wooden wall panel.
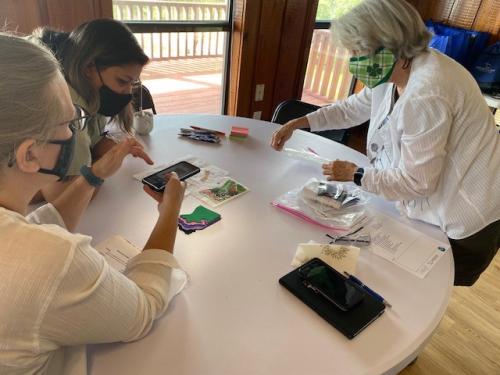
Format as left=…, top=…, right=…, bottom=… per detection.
left=0, top=0, right=112, bottom=34
left=272, top=0, right=318, bottom=112
left=228, top=0, right=319, bottom=121
left=0, top=0, right=44, bottom=34
left=250, top=0, right=286, bottom=119
left=413, top=0, right=500, bottom=41
left=473, top=0, right=500, bottom=40
left=45, top=0, right=97, bottom=31
left=228, top=0, right=262, bottom=117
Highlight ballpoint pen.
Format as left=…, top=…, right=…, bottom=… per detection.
left=325, top=227, right=371, bottom=245
left=343, top=271, right=392, bottom=308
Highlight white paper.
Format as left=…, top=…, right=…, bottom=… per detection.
left=95, top=235, right=140, bottom=273
left=95, top=235, right=188, bottom=302
left=364, top=213, right=449, bottom=278
left=292, top=242, right=360, bottom=275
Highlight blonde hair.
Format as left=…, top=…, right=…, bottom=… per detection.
left=0, top=33, right=63, bottom=170
left=331, top=0, right=431, bottom=60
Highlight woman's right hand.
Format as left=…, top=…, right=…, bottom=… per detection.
left=143, top=172, right=186, bottom=215
left=270, top=116, right=309, bottom=151
left=92, top=137, right=153, bottom=179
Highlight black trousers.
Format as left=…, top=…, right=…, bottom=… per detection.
left=449, top=219, right=500, bottom=286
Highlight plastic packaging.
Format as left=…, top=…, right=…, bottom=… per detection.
left=272, top=178, right=369, bottom=232
left=282, top=147, right=330, bottom=165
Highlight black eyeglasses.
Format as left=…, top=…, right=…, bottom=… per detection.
left=70, top=104, right=91, bottom=131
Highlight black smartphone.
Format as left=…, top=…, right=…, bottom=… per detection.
left=142, top=161, right=200, bottom=192
left=298, top=258, right=365, bottom=311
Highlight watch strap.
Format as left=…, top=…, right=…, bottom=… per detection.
left=80, top=165, right=104, bottom=187
left=353, top=167, right=364, bottom=186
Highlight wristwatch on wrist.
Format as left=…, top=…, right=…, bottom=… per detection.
left=80, top=165, right=104, bottom=187
left=353, top=167, right=364, bottom=186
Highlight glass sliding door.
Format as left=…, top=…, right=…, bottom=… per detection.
left=113, top=0, right=232, bottom=114
left=302, top=0, right=356, bottom=106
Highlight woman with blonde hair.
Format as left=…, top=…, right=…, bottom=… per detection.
left=32, top=18, right=152, bottom=201
left=0, top=33, right=185, bottom=374
left=271, top=0, right=500, bottom=286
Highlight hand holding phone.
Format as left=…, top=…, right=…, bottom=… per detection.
left=142, top=161, right=200, bottom=192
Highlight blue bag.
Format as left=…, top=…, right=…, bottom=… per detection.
left=470, top=42, right=500, bottom=95
left=426, top=21, right=490, bottom=68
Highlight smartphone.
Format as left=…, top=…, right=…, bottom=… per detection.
left=298, top=258, right=365, bottom=311
left=142, top=161, right=200, bottom=192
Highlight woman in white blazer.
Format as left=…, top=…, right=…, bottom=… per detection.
left=271, top=0, right=500, bottom=286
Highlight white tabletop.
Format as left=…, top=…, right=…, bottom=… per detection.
left=484, top=93, right=500, bottom=109
left=80, top=114, right=454, bottom=375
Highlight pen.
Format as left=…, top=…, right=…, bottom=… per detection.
left=307, top=147, right=319, bottom=155
left=326, top=226, right=365, bottom=242
left=343, top=271, right=392, bottom=308
left=190, top=126, right=226, bottom=136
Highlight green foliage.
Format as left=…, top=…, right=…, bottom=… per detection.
left=316, top=0, right=362, bottom=21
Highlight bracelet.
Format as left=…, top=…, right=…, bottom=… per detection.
left=80, top=165, right=104, bottom=187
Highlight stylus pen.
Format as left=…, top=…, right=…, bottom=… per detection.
left=343, top=272, right=392, bottom=309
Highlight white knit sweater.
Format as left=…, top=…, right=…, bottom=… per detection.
left=307, top=49, right=500, bottom=239
left=0, top=204, right=183, bottom=374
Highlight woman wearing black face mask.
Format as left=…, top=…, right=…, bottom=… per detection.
left=0, top=34, right=187, bottom=374
left=31, top=19, right=152, bottom=201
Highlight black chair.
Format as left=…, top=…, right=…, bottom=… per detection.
left=271, top=99, right=349, bottom=145
left=132, top=84, right=157, bottom=114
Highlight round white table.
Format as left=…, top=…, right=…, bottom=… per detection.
left=80, top=114, right=454, bottom=375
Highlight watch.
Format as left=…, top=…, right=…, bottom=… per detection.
left=353, top=167, right=364, bottom=186
left=80, top=165, right=104, bottom=187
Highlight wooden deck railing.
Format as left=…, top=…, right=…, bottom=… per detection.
left=113, top=2, right=351, bottom=102
left=304, top=30, right=353, bottom=102
left=113, top=0, right=227, bottom=59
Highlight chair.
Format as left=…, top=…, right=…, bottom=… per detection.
left=132, top=84, right=157, bottom=114
left=271, top=99, right=349, bottom=145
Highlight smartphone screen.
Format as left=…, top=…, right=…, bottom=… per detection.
left=142, top=161, right=200, bottom=192
left=299, top=258, right=365, bottom=311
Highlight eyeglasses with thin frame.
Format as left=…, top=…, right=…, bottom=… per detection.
left=70, top=104, right=91, bottom=132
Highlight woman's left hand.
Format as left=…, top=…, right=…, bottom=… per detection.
left=322, top=160, right=358, bottom=181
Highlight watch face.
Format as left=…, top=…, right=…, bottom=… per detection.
left=354, top=168, right=364, bottom=186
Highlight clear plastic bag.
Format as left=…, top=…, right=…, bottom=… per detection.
left=272, top=178, right=369, bottom=232
left=282, top=147, right=330, bottom=164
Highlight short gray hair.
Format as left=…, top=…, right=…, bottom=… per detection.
left=0, top=33, right=63, bottom=170
left=331, top=0, right=432, bottom=60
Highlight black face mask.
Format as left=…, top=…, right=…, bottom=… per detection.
left=97, top=69, right=133, bottom=116
left=38, top=126, right=76, bottom=181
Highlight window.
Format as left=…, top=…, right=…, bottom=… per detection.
left=301, top=0, right=359, bottom=106
left=113, top=0, right=233, bottom=114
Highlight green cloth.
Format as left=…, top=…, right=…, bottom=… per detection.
left=67, top=86, right=108, bottom=176
left=180, top=205, right=220, bottom=224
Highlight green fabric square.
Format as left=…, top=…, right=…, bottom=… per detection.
left=180, top=205, right=221, bottom=224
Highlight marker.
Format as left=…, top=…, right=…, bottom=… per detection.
left=343, top=271, right=392, bottom=308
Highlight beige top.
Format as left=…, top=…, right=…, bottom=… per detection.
left=68, top=86, right=108, bottom=176
left=0, top=204, right=182, bottom=374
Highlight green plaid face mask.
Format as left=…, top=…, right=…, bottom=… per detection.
left=349, top=48, right=397, bottom=89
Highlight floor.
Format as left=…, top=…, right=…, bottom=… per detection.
left=400, top=253, right=500, bottom=375
left=141, top=57, right=332, bottom=115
